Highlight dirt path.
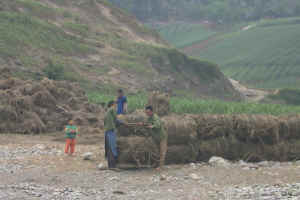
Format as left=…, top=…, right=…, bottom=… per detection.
left=229, top=79, right=270, bottom=102
left=1, top=134, right=300, bottom=199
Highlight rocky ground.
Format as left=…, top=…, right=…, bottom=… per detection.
left=1, top=134, right=300, bottom=200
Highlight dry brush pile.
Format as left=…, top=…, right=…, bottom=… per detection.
left=0, top=71, right=104, bottom=134
left=117, top=102, right=300, bottom=166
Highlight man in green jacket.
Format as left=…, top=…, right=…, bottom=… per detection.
left=141, top=105, right=168, bottom=170
left=104, top=100, right=119, bottom=169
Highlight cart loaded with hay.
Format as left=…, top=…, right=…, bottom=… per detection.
left=116, top=92, right=300, bottom=167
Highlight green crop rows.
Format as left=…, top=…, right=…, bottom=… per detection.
left=154, top=22, right=216, bottom=48
left=88, top=93, right=300, bottom=115
left=188, top=18, right=300, bottom=89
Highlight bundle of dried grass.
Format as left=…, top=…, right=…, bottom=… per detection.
left=280, top=115, right=300, bottom=140
left=166, top=144, right=198, bottom=164
left=162, top=114, right=197, bottom=145
left=117, top=110, right=148, bottom=136
left=195, top=114, right=235, bottom=139
left=233, top=114, right=280, bottom=144
left=0, top=76, right=104, bottom=134
left=147, top=91, right=170, bottom=116
left=117, top=136, right=158, bottom=166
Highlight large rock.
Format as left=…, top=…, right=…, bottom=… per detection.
left=208, top=156, right=231, bottom=167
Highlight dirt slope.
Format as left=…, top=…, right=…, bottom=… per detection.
left=0, top=0, right=241, bottom=100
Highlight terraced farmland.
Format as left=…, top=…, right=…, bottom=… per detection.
left=154, top=22, right=216, bottom=48
left=186, top=18, right=300, bottom=89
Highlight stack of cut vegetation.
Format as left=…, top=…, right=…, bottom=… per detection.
left=117, top=110, right=154, bottom=166
left=195, top=114, right=282, bottom=162
left=147, top=91, right=170, bottom=116
left=0, top=73, right=103, bottom=134
left=118, top=113, right=199, bottom=165
left=117, top=111, right=300, bottom=166
left=162, top=114, right=198, bottom=164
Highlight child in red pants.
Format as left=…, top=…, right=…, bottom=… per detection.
left=64, top=120, right=79, bottom=155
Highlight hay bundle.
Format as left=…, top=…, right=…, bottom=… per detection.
left=49, top=87, right=72, bottom=102
left=162, top=114, right=197, bottom=145
left=280, top=115, right=300, bottom=140
left=0, top=77, right=20, bottom=90
left=147, top=91, right=170, bottom=116
left=40, top=78, right=56, bottom=92
left=19, top=83, right=44, bottom=96
left=117, top=110, right=148, bottom=136
left=73, top=112, right=100, bottom=127
left=68, top=97, right=81, bottom=110
left=11, top=96, right=32, bottom=112
left=0, top=105, right=17, bottom=121
left=0, top=76, right=104, bottom=134
left=197, top=135, right=259, bottom=162
left=195, top=114, right=235, bottom=139
left=32, top=91, right=56, bottom=109
left=117, top=136, right=158, bottom=166
left=116, top=112, right=300, bottom=164
left=0, top=67, right=12, bottom=78
left=165, top=144, right=198, bottom=164
left=233, top=115, right=280, bottom=144
left=19, top=112, right=46, bottom=134
left=83, top=102, right=102, bottom=113
left=123, top=109, right=148, bottom=122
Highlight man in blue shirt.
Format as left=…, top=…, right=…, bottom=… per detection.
left=116, top=89, right=127, bottom=115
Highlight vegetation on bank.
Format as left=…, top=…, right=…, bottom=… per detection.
left=0, top=11, right=94, bottom=59
left=87, top=93, right=300, bottom=115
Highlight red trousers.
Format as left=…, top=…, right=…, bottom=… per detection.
left=65, top=138, right=76, bottom=154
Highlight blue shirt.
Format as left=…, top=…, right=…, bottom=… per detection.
left=117, top=96, right=127, bottom=114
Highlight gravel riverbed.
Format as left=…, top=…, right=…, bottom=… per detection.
left=1, top=134, right=300, bottom=200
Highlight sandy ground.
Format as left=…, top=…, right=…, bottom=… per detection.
left=1, top=134, right=300, bottom=200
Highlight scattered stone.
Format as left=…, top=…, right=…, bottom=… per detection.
left=82, top=152, right=93, bottom=160
left=189, top=173, right=200, bottom=180
left=33, top=144, right=46, bottom=150
left=160, top=174, right=167, bottom=181
left=209, top=156, right=231, bottom=168
left=190, top=163, right=196, bottom=169
left=97, top=163, right=106, bottom=170
left=211, top=183, right=300, bottom=200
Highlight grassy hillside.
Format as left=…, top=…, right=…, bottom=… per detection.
left=0, top=0, right=241, bottom=100
left=151, top=22, right=217, bottom=48
left=186, top=18, right=300, bottom=89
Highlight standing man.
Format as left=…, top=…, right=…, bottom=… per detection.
left=140, top=106, right=168, bottom=170
left=104, top=100, right=119, bottom=169
left=116, top=89, right=127, bottom=115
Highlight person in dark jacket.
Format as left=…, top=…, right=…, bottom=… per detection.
left=116, top=89, right=127, bottom=115
left=104, top=100, right=119, bottom=169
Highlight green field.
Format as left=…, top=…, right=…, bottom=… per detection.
left=88, top=93, right=300, bottom=115
left=153, top=22, right=216, bottom=48
left=186, top=18, right=300, bottom=89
